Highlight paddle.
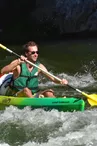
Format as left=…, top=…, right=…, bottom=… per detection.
left=67, top=84, right=97, bottom=106
left=0, top=44, right=97, bottom=106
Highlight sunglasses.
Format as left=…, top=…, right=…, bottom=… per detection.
left=29, top=51, right=39, bottom=55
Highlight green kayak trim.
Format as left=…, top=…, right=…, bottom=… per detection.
left=0, top=96, right=85, bottom=112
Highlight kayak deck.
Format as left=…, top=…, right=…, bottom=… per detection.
left=0, top=96, right=85, bottom=112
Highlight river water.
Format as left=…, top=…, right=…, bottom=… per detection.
left=0, top=39, right=97, bottom=146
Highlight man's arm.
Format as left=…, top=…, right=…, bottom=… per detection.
left=1, top=59, right=21, bottom=74
left=39, top=64, right=68, bottom=85
left=1, top=55, right=27, bottom=74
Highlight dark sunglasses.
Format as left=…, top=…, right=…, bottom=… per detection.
left=29, top=51, right=39, bottom=55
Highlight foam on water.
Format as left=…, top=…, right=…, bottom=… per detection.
left=0, top=106, right=97, bottom=146
left=39, top=70, right=96, bottom=88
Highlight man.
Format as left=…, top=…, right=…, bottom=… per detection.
left=1, top=41, right=68, bottom=97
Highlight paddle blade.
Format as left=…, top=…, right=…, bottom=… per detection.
left=0, top=44, right=12, bottom=53
left=82, top=92, right=97, bottom=106
left=87, top=98, right=97, bottom=106
left=0, top=44, right=7, bottom=50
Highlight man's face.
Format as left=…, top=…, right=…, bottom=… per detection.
left=25, top=45, right=39, bottom=62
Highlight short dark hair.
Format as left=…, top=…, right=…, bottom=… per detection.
left=23, top=41, right=38, bottom=53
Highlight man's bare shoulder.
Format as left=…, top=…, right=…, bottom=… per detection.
left=38, top=63, right=48, bottom=73
left=39, top=63, right=47, bottom=69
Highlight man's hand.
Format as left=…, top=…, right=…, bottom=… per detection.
left=61, top=79, right=68, bottom=85
left=18, top=55, right=27, bottom=64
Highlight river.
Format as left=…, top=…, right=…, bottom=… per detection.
left=0, top=38, right=97, bottom=146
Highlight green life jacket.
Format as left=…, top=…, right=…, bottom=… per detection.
left=12, top=62, right=40, bottom=94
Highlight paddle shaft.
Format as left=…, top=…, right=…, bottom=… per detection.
left=67, top=84, right=82, bottom=94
